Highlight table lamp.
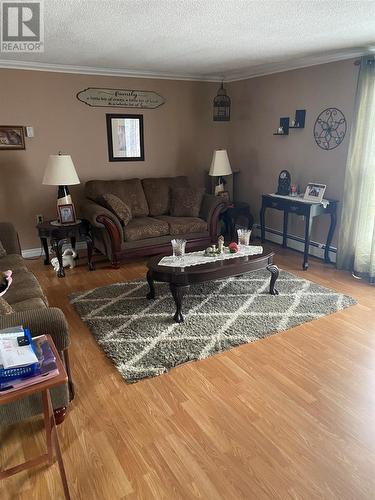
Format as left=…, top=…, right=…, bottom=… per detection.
left=209, top=149, right=232, bottom=195
left=43, top=152, right=80, bottom=220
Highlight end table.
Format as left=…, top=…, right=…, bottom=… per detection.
left=37, top=219, right=95, bottom=277
left=0, top=336, right=71, bottom=500
left=220, top=201, right=254, bottom=242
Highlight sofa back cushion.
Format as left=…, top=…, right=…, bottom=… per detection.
left=141, top=176, right=188, bottom=216
left=170, top=187, right=205, bottom=217
left=85, top=179, right=149, bottom=217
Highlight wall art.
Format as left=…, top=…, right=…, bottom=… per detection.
left=0, top=125, right=25, bottom=150
left=106, top=114, right=144, bottom=162
left=313, top=108, right=347, bottom=150
left=77, top=88, right=164, bottom=109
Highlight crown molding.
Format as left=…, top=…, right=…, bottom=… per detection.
left=0, top=59, right=222, bottom=82
left=225, top=48, right=366, bottom=82
left=0, top=47, right=368, bottom=83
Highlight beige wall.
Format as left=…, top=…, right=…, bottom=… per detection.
left=0, top=69, right=229, bottom=249
left=228, top=60, right=359, bottom=247
left=0, top=60, right=358, bottom=251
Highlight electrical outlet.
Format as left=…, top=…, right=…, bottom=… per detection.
left=36, top=214, right=43, bottom=224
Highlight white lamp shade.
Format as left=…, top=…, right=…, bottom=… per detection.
left=43, top=154, right=80, bottom=186
left=209, top=149, right=232, bottom=177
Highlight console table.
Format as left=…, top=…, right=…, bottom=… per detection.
left=260, top=194, right=338, bottom=270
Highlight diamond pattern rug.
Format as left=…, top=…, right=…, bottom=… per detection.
left=70, top=269, right=356, bottom=383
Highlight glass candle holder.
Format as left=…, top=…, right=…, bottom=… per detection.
left=237, top=228, right=251, bottom=246
left=171, top=239, right=187, bottom=258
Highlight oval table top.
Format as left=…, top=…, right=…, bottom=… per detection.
left=147, top=245, right=275, bottom=285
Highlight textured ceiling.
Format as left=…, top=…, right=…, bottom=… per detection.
left=0, top=0, right=374, bottom=80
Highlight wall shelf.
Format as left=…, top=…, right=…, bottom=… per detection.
left=273, top=117, right=289, bottom=136
left=289, top=109, right=306, bottom=129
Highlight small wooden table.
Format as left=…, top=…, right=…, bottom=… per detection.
left=260, top=194, right=338, bottom=270
left=147, top=246, right=278, bottom=323
left=220, top=201, right=254, bottom=242
left=37, top=219, right=95, bottom=277
left=0, top=336, right=71, bottom=500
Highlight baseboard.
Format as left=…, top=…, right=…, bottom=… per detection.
left=21, top=241, right=87, bottom=259
left=253, top=224, right=337, bottom=263
left=21, top=231, right=337, bottom=263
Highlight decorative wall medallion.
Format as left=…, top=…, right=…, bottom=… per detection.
left=313, top=108, right=347, bottom=150
left=77, top=88, right=165, bottom=109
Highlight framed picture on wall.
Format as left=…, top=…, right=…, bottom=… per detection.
left=0, top=125, right=25, bottom=150
left=106, top=114, right=144, bottom=162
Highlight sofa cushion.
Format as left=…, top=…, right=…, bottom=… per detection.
left=124, top=217, right=169, bottom=242
left=85, top=178, right=149, bottom=217
left=100, top=194, right=132, bottom=226
left=5, top=271, right=48, bottom=306
left=0, top=254, right=27, bottom=273
left=156, top=216, right=208, bottom=235
left=0, top=297, right=13, bottom=315
left=142, top=176, right=188, bottom=216
left=11, top=297, right=46, bottom=312
left=0, top=240, right=6, bottom=257
left=170, top=187, right=205, bottom=217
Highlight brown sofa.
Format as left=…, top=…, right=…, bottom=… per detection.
left=0, top=222, right=73, bottom=425
left=80, top=176, right=225, bottom=267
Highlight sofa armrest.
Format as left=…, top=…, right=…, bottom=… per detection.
left=0, top=222, right=21, bottom=255
left=0, top=307, right=70, bottom=352
left=200, top=194, right=226, bottom=241
left=80, top=200, right=124, bottom=237
left=200, top=194, right=226, bottom=223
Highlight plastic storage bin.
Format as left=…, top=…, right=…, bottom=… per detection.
left=0, top=329, right=39, bottom=383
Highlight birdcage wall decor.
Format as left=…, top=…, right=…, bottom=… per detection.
left=213, top=82, right=231, bottom=121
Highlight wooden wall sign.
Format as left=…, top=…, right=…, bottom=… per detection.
left=77, top=88, right=165, bottom=109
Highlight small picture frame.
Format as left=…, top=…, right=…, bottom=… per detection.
left=0, top=125, right=25, bottom=150
left=58, top=204, right=76, bottom=225
left=218, top=190, right=230, bottom=202
left=303, top=183, right=326, bottom=203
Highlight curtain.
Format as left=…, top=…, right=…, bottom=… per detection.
left=337, top=56, right=375, bottom=283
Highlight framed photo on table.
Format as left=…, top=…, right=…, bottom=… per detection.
left=0, top=125, right=25, bottom=150
left=58, top=204, right=76, bottom=225
left=106, top=114, right=144, bottom=162
left=303, top=183, right=326, bottom=203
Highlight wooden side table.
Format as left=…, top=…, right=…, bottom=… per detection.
left=37, top=219, right=95, bottom=277
left=0, top=336, right=71, bottom=499
left=220, top=202, right=254, bottom=242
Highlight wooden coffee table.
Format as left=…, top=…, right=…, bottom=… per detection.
left=146, top=246, right=279, bottom=323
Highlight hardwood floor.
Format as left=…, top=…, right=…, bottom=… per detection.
left=1, top=247, right=374, bottom=499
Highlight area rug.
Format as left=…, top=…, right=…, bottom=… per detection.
left=70, top=269, right=356, bottom=383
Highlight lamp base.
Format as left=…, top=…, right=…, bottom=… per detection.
left=214, top=176, right=225, bottom=196
left=57, top=185, right=72, bottom=206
